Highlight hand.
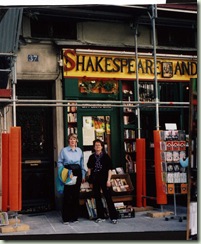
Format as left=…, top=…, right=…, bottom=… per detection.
left=106, top=180, right=111, bottom=187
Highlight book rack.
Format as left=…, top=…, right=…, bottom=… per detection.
left=154, top=129, right=188, bottom=221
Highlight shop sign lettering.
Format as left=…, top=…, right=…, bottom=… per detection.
left=63, top=49, right=197, bottom=80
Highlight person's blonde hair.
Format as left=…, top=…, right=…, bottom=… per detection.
left=68, top=133, right=78, bottom=142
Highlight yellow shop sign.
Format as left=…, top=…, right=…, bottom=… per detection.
left=63, top=49, right=197, bottom=81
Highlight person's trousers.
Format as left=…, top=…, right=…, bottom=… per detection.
left=62, top=167, right=82, bottom=222
left=93, top=180, right=118, bottom=220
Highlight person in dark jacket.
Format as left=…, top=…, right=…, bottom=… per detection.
left=87, top=139, right=118, bottom=224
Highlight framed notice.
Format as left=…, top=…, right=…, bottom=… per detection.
left=162, top=62, right=173, bottom=78
left=82, top=127, right=95, bottom=146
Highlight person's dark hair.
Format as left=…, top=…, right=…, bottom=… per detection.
left=93, top=139, right=106, bottom=153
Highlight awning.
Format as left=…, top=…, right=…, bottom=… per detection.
left=0, top=8, right=23, bottom=88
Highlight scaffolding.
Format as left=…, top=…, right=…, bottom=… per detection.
left=0, top=5, right=195, bottom=239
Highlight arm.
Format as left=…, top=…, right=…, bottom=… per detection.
left=106, top=169, right=112, bottom=187
left=57, top=149, right=64, bottom=168
left=105, top=153, right=113, bottom=187
left=87, top=168, right=93, bottom=187
left=88, top=168, right=91, bottom=177
left=87, top=155, right=94, bottom=186
left=80, top=152, right=86, bottom=183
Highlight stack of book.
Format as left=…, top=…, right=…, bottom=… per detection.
left=114, top=202, right=135, bottom=218
left=85, top=198, right=109, bottom=220
left=80, top=182, right=92, bottom=193
left=111, top=178, right=131, bottom=192
left=85, top=198, right=97, bottom=220
left=111, top=167, right=125, bottom=175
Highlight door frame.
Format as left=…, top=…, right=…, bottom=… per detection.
left=77, top=107, right=122, bottom=169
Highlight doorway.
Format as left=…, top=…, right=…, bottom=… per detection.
left=77, top=108, right=121, bottom=170
left=16, top=81, right=55, bottom=212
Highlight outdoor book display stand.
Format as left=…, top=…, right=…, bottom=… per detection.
left=83, top=173, right=134, bottom=220
left=154, top=129, right=188, bottom=222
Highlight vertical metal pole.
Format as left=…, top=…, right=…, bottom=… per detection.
left=152, top=4, right=160, bottom=130
left=12, top=58, right=17, bottom=126
left=149, top=4, right=162, bottom=211
left=3, top=107, right=7, bottom=131
left=134, top=23, right=141, bottom=139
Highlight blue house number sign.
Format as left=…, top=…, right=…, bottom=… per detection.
left=28, top=54, right=39, bottom=62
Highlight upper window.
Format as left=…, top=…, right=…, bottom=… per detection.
left=157, top=26, right=195, bottom=48
left=30, top=16, right=77, bottom=39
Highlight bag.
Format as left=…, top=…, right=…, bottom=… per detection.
left=65, top=176, right=77, bottom=185
left=65, top=164, right=81, bottom=171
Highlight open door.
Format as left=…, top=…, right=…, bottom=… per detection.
left=77, top=108, right=121, bottom=172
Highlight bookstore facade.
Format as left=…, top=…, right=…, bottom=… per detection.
left=2, top=44, right=197, bottom=213
left=61, top=48, right=197, bottom=208
left=0, top=5, right=197, bottom=226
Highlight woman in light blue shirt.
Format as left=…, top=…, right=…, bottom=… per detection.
left=57, top=133, right=85, bottom=224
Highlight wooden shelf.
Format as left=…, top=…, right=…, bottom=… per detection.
left=112, top=195, right=133, bottom=203
left=80, top=195, right=133, bottom=205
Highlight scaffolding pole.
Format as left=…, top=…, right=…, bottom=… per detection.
left=151, top=4, right=160, bottom=130
left=134, top=22, right=141, bottom=139
left=12, top=58, right=17, bottom=127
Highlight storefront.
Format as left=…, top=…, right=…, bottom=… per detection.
left=1, top=44, right=197, bottom=212
left=0, top=6, right=197, bottom=240
left=61, top=48, right=197, bottom=206
left=62, top=48, right=196, bottom=159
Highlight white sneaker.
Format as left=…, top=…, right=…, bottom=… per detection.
left=111, top=219, right=118, bottom=224
left=63, top=221, right=70, bottom=225
left=95, top=218, right=106, bottom=223
left=72, top=219, right=79, bottom=223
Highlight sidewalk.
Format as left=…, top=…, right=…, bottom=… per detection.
left=0, top=205, right=188, bottom=240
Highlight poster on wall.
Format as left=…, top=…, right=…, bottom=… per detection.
left=82, top=127, right=95, bottom=145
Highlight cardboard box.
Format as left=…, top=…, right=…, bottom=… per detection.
left=111, top=174, right=134, bottom=195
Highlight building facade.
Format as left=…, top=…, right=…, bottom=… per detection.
left=0, top=4, right=197, bottom=212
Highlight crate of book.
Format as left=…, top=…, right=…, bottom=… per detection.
left=114, top=202, right=135, bottom=218
left=118, top=208, right=135, bottom=219
left=80, top=182, right=93, bottom=198
left=111, top=174, right=134, bottom=195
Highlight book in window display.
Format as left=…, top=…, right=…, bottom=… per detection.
left=139, top=83, right=154, bottom=101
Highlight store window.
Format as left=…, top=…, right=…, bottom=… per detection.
left=159, top=82, right=189, bottom=102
